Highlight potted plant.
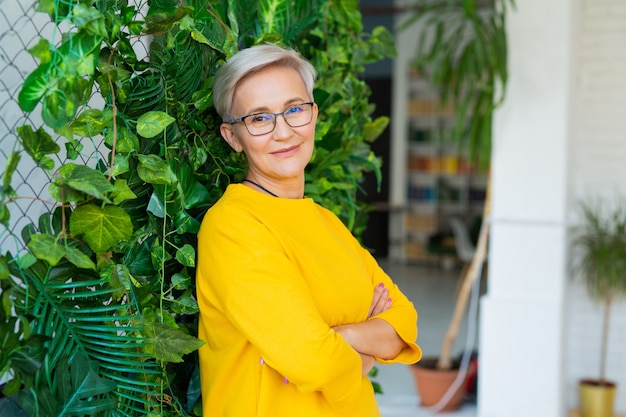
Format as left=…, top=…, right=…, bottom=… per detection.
left=399, top=0, right=514, bottom=411
left=0, top=1, right=395, bottom=415
left=571, top=200, right=626, bottom=417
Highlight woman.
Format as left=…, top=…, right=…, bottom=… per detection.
left=196, top=43, right=422, bottom=417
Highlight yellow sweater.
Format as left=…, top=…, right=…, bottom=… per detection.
left=196, top=184, right=422, bottom=416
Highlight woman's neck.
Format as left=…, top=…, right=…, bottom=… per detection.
left=242, top=176, right=304, bottom=199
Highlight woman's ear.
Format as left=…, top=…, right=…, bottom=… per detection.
left=220, top=123, right=243, bottom=153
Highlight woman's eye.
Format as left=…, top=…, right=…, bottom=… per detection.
left=250, top=114, right=272, bottom=123
left=285, top=105, right=304, bottom=115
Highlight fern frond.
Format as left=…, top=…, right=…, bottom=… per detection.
left=8, top=255, right=168, bottom=415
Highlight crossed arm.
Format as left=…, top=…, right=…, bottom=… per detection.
left=333, top=283, right=408, bottom=376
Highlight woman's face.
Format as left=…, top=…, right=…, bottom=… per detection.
left=220, top=65, right=317, bottom=187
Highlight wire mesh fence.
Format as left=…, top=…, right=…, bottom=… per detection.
left=0, top=0, right=148, bottom=255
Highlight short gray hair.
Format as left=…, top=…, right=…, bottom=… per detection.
left=213, top=43, right=317, bottom=121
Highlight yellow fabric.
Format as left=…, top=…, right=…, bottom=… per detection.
left=196, top=184, right=422, bottom=416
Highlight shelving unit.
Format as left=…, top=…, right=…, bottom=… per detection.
left=390, top=70, right=487, bottom=263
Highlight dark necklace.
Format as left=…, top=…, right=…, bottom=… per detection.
left=242, top=179, right=279, bottom=197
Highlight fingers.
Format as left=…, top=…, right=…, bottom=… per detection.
left=368, top=283, right=392, bottom=318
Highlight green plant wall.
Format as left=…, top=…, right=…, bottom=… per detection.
left=0, top=0, right=396, bottom=415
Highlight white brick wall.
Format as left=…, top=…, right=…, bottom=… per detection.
left=567, top=0, right=626, bottom=412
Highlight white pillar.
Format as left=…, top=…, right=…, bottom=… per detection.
left=478, top=1, right=573, bottom=416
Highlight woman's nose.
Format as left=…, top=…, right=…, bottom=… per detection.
left=272, top=114, right=292, bottom=138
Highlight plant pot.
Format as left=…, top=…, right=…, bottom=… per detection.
left=579, top=379, right=617, bottom=417
left=408, top=357, right=468, bottom=412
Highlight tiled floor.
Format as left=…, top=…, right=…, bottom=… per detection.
left=373, top=259, right=485, bottom=417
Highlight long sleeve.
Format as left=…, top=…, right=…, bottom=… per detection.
left=360, top=247, right=423, bottom=364
left=196, top=184, right=418, bottom=417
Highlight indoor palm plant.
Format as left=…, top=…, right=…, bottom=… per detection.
left=400, top=0, right=514, bottom=411
left=571, top=200, right=626, bottom=417
left=0, top=0, right=395, bottom=415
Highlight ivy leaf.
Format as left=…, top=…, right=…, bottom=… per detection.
left=175, top=244, right=195, bottom=267
left=54, top=163, right=114, bottom=203
left=18, top=63, right=50, bottom=112
left=171, top=272, right=190, bottom=290
left=71, top=3, right=108, bottom=38
left=101, top=263, right=133, bottom=300
left=0, top=255, right=9, bottom=280
left=16, top=125, right=60, bottom=171
left=136, top=111, right=176, bottom=138
left=189, top=146, right=208, bottom=171
left=70, top=109, right=108, bottom=137
left=49, top=183, right=86, bottom=203
left=363, top=116, right=389, bottom=142
left=171, top=290, right=199, bottom=315
left=28, top=38, right=52, bottom=64
left=3, top=151, right=21, bottom=191
left=144, top=322, right=205, bottom=363
left=137, top=154, right=177, bottom=185
left=57, top=32, right=101, bottom=77
left=144, top=6, right=194, bottom=34
left=70, top=204, right=133, bottom=253
left=41, top=85, right=78, bottom=129
left=150, top=245, right=172, bottom=270
left=104, top=125, right=139, bottom=154
left=64, top=139, right=83, bottom=160
left=110, top=153, right=130, bottom=177
left=0, top=204, right=9, bottom=226
left=27, top=234, right=65, bottom=266
left=147, top=191, right=165, bottom=218
left=63, top=246, right=96, bottom=270
left=111, top=179, right=137, bottom=204
left=35, top=0, right=55, bottom=17
left=173, top=210, right=201, bottom=234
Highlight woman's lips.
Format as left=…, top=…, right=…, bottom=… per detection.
left=272, top=144, right=300, bottom=158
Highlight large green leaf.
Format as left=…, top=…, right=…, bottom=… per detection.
left=144, top=322, right=205, bottom=363
left=70, top=204, right=133, bottom=253
left=63, top=246, right=96, bottom=270
left=17, top=63, right=50, bottom=112
left=137, top=154, right=177, bottom=185
left=136, top=111, right=176, bottom=138
left=27, top=234, right=65, bottom=266
left=53, top=163, right=114, bottom=203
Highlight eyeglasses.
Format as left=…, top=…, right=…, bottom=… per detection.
left=227, top=102, right=315, bottom=136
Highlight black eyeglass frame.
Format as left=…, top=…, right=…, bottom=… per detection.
left=226, top=102, right=315, bottom=136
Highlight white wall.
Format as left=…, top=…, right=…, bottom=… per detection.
left=478, top=0, right=572, bottom=416
left=566, top=0, right=626, bottom=412
left=481, top=0, right=626, bottom=416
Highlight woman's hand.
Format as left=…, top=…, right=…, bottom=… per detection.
left=333, top=282, right=406, bottom=360
left=368, top=283, right=392, bottom=318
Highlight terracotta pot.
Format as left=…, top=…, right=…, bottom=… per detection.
left=579, top=379, right=617, bottom=417
left=408, top=357, right=467, bottom=412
